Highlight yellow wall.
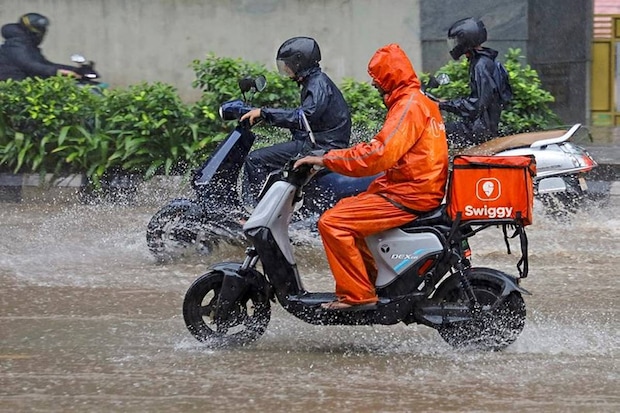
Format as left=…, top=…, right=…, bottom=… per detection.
left=592, top=15, right=620, bottom=125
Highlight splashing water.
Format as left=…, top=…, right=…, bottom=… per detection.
left=0, top=195, right=618, bottom=412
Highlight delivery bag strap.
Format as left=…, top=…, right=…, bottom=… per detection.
left=501, top=212, right=529, bottom=278
left=376, top=193, right=431, bottom=216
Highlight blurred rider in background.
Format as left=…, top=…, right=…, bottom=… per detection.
left=0, top=12, right=78, bottom=81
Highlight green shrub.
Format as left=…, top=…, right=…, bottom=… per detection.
left=100, top=82, right=213, bottom=179
left=0, top=76, right=101, bottom=176
left=339, top=77, right=385, bottom=143
left=0, top=77, right=216, bottom=186
left=0, top=49, right=561, bottom=190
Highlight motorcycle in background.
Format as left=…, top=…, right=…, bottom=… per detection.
left=462, top=123, right=597, bottom=213
left=69, top=53, right=107, bottom=94
left=146, top=76, right=375, bottom=261
left=425, top=75, right=598, bottom=213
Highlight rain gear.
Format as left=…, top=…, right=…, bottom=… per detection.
left=261, top=66, right=351, bottom=150
left=439, top=47, right=503, bottom=147
left=245, top=66, right=351, bottom=202
left=0, top=23, right=71, bottom=81
left=318, top=43, right=449, bottom=305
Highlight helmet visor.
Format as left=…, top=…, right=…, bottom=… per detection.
left=447, top=37, right=459, bottom=53
left=276, top=59, right=295, bottom=78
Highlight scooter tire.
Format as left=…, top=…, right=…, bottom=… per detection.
left=183, top=270, right=271, bottom=347
left=436, top=273, right=526, bottom=351
left=146, top=202, right=212, bottom=261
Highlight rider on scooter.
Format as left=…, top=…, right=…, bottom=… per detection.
left=438, top=17, right=505, bottom=148
left=240, top=36, right=351, bottom=205
left=294, top=43, right=449, bottom=310
left=0, top=13, right=79, bottom=81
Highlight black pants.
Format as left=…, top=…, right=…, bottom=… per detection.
left=243, top=140, right=307, bottom=205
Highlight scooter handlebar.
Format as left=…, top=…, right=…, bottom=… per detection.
left=219, top=99, right=253, bottom=121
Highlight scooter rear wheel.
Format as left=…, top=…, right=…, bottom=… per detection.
left=183, top=270, right=271, bottom=347
left=437, top=276, right=526, bottom=351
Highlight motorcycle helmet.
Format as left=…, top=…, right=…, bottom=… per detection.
left=276, top=37, right=321, bottom=79
left=447, top=17, right=487, bottom=60
left=20, top=13, right=49, bottom=35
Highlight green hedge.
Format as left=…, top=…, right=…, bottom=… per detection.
left=0, top=49, right=559, bottom=187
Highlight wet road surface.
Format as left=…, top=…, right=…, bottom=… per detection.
left=1, top=198, right=619, bottom=412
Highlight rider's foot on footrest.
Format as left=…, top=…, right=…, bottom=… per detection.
left=320, top=301, right=376, bottom=311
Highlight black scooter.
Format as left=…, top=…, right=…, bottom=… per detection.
left=146, top=76, right=376, bottom=260
left=182, top=154, right=530, bottom=351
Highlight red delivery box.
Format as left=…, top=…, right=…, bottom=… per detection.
left=447, top=155, right=536, bottom=226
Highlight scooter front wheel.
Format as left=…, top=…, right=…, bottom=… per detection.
left=146, top=202, right=213, bottom=261
left=183, top=270, right=271, bottom=347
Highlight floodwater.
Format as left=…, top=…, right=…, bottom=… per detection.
left=1, top=197, right=618, bottom=412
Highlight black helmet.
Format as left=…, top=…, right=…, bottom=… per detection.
left=447, top=17, right=487, bottom=60
left=276, top=37, right=321, bottom=79
left=20, top=13, right=49, bottom=36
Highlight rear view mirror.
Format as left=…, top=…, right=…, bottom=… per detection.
left=436, top=73, right=450, bottom=85
left=71, top=54, right=86, bottom=64
left=238, top=75, right=267, bottom=93
left=254, top=75, right=266, bottom=92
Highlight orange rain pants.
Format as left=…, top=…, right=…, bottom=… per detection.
left=317, top=193, right=418, bottom=305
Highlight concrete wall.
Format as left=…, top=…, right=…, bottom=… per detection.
left=1, top=0, right=422, bottom=102
left=2, top=0, right=590, bottom=123
left=527, top=0, right=592, bottom=125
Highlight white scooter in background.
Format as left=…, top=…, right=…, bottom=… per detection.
left=462, top=123, right=598, bottom=213
left=423, top=75, right=598, bottom=214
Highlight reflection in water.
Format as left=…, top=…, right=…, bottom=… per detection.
left=0, top=199, right=618, bottom=412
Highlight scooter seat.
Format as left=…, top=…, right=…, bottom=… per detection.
left=401, top=204, right=451, bottom=229
left=460, top=128, right=569, bottom=155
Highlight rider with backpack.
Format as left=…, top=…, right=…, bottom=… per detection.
left=0, top=13, right=79, bottom=81
left=438, top=17, right=512, bottom=148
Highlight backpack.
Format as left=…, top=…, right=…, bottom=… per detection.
left=492, top=61, right=513, bottom=106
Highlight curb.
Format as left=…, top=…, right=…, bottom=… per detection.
left=0, top=173, right=85, bottom=203
left=1, top=162, right=618, bottom=205
left=0, top=173, right=190, bottom=206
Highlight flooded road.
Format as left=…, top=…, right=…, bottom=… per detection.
left=1, top=198, right=618, bottom=412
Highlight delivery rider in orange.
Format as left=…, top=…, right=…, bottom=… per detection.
left=294, top=43, right=449, bottom=310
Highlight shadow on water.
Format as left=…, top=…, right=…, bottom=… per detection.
left=0, top=196, right=618, bottom=412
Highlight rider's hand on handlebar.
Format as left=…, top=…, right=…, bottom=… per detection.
left=57, top=69, right=80, bottom=78
left=293, top=155, right=325, bottom=170
left=240, top=108, right=262, bottom=125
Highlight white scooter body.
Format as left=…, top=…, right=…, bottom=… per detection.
left=244, top=175, right=447, bottom=291
left=463, top=124, right=597, bottom=194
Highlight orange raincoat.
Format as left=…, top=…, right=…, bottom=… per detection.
left=318, top=43, right=449, bottom=305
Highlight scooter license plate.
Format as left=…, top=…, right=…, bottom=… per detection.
left=578, top=176, right=588, bottom=191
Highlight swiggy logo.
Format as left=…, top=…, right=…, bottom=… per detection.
left=428, top=118, right=445, bottom=138
left=476, top=178, right=500, bottom=201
